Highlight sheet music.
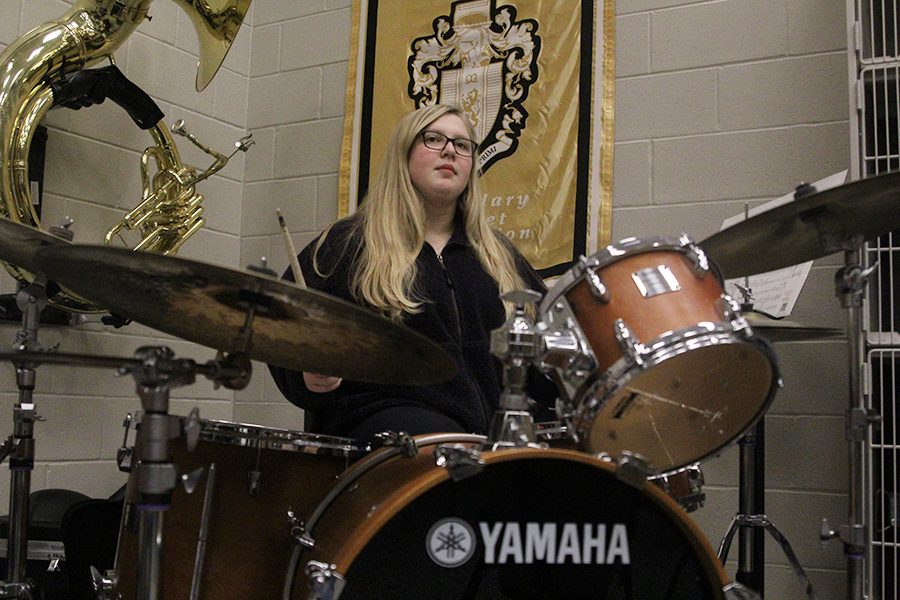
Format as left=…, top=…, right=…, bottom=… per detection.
left=720, top=170, right=848, bottom=317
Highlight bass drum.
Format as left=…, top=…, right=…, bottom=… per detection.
left=114, top=420, right=361, bottom=599
left=289, top=434, right=731, bottom=599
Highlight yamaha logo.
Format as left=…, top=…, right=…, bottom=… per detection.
left=407, top=0, right=541, bottom=173
left=427, top=518, right=632, bottom=567
left=426, top=517, right=477, bottom=567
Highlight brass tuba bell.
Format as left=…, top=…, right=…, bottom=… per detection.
left=0, top=0, right=251, bottom=312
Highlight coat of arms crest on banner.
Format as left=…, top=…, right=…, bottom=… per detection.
left=407, top=0, right=541, bottom=173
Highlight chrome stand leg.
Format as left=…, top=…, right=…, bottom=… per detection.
left=137, top=510, right=164, bottom=600
left=819, top=241, right=880, bottom=600
left=720, top=514, right=817, bottom=600
left=0, top=282, right=48, bottom=599
left=718, top=421, right=818, bottom=599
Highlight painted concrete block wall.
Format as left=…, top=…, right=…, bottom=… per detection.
left=615, top=1, right=851, bottom=598
left=246, top=2, right=854, bottom=597
left=0, top=0, right=253, bottom=503
left=234, top=1, right=351, bottom=429
left=0, top=1, right=861, bottom=597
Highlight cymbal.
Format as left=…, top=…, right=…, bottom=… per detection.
left=0, top=217, right=71, bottom=273
left=33, top=246, right=457, bottom=385
left=744, top=311, right=843, bottom=342
left=700, top=171, right=900, bottom=278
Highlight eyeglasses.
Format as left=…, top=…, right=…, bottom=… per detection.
left=418, top=130, right=477, bottom=157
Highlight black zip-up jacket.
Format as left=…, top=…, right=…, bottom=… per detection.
left=268, top=215, right=557, bottom=437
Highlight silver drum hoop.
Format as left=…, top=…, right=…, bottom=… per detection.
left=199, top=419, right=362, bottom=457
left=569, top=329, right=779, bottom=471
left=540, top=235, right=713, bottom=316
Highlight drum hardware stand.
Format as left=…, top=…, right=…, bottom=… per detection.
left=117, top=346, right=251, bottom=600
left=718, top=422, right=818, bottom=600
left=486, top=290, right=542, bottom=447
left=818, top=237, right=880, bottom=600
left=717, top=275, right=817, bottom=599
left=0, top=276, right=56, bottom=600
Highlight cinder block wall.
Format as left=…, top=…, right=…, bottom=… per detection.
left=0, top=0, right=254, bottom=501
left=0, top=1, right=857, bottom=597
left=233, top=0, right=352, bottom=428
left=614, top=1, right=851, bottom=598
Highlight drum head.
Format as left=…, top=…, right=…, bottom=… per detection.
left=323, top=454, right=726, bottom=599
left=581, top=341, right=776, bottom=472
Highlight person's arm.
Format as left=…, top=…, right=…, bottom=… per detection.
left=267, top=222, right=355, bottom=409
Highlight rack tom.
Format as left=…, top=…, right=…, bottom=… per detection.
left=540, top=236, right=780, bottom=473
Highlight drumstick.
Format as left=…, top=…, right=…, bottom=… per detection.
left=276, top=208, right=306, bottom=287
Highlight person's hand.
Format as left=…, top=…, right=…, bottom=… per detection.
left=303, top=372, right=342, bottom=393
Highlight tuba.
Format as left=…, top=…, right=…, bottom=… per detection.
left=0, top=0, right=251, bottom=312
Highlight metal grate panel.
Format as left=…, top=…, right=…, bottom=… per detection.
left=868, top=350, right=899, bottom=600
left=859, top=0, right=900, bottom=63
left=858, top=3, right=900, bottom=599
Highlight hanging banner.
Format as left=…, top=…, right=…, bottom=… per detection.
left=339, top=0, right=615, bottom=276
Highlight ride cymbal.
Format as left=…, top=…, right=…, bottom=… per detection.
left=0, top=217, right=71, bottom=273
left=34, top=245, right=457, bottom=385
left=701, top=171, right=900, bottom=278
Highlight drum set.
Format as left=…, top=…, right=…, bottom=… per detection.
left=0, top=170, right=896, bottom=599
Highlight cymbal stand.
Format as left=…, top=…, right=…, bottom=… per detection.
left=124, top=346, right=199, bottom=600
left=820, top=237, right=880, bottom=600
left=718, top=421, right=817, bottom=599
left=121, top=331, right=253, bottom=600
left=486, top=290, right=542, bottom=447
left=0, top=278, right=52, bottom=600
left=718, top=278, right=817, bottom=599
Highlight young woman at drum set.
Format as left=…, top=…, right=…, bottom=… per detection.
left=263, top=104, right=767, bottom=599
left=269, top=103, right=558, bottom=440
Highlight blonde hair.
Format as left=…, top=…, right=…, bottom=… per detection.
left=315, top=104, right=525, bottom=320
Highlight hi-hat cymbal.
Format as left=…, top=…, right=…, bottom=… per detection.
left=744, top=311, right=843, bottom=342
left=33, top=245, right=457, bottom=385
left=0, top=217, right=71, bottom=273
left=700, top=171, right=900, bottom=278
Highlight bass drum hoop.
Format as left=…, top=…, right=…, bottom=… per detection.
left=291, top=435, right=730, bottom=599
left=198, top=418, right=362, bottom=457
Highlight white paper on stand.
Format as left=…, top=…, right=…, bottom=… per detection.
left=720, top=170, right=848, bottom=318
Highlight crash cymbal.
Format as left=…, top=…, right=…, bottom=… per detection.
left=0, top=217, right=71, bottom=273
left=701, top=171, right=900, bottom=278
left=33, top=246, right=457, bottom=385
left=744, top=311, right=843, bottom=342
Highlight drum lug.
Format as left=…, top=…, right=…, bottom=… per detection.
left=305, top=561, right=345, bottom=600
left=678, top=233, right=711, bottom=278
left=614, top=319, right=645, bottom=365
left=372, top=431, right=418, bottom=457
left=615, top=451, right=652, bottom=489
left=116, top=414, right=134, bottom=473
left=90, top=565, right=120, bottom=600
left=717, top=294, right=751, bottom=334
left=539, top=299, right=597, bottom=387
left=580, top=256, right=611, bottom=302
left=434, top=444, right=484, bottom=482
left=288, top=509, right=316, bottom=550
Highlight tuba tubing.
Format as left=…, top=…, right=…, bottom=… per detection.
left=0, top=0, right=250, bottom=312
left=0, top=2, right=152, bottom=311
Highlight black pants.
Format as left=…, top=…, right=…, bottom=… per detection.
left=347, top=406, right=465, bottom=441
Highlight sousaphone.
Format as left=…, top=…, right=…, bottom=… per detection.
left=0, top=0, right=251, bottom=312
